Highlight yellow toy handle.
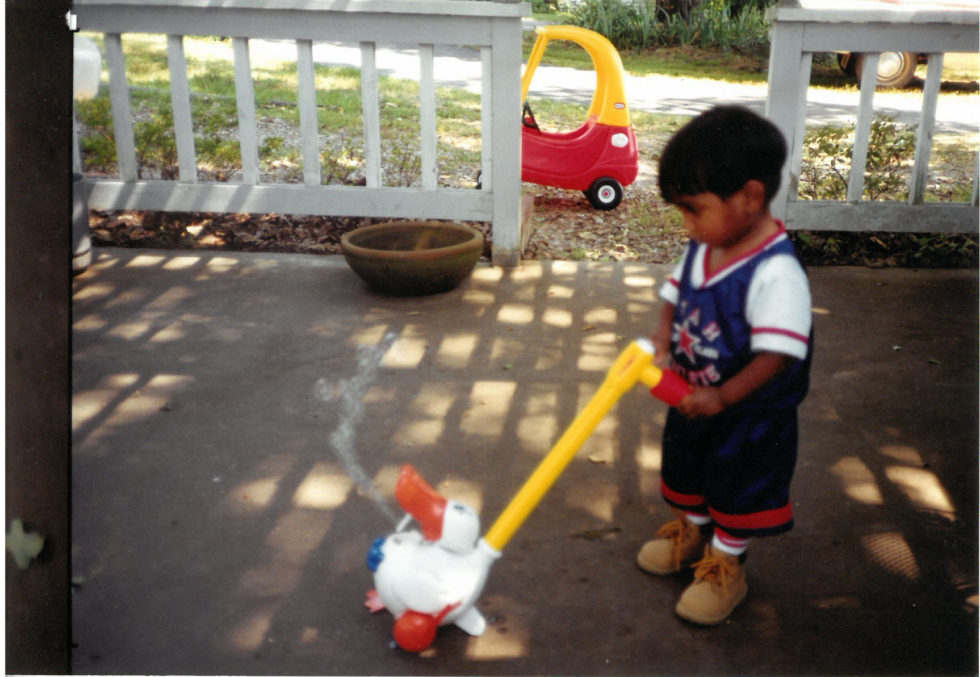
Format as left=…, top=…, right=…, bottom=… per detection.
left=484, top=340, right=674, bottom=552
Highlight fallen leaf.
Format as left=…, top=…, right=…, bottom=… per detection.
left=571, top=526, right=622, bottom=542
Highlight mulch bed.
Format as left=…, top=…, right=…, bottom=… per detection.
left=88, top=209, right=978, bottom=269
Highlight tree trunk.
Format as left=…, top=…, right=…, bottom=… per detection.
left=660, top=0, right=702, bottom=20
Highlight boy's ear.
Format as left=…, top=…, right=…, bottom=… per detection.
left=738, top=179, right=767, bottom=212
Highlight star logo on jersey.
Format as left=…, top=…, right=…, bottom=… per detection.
left=678, top=320, right=700, bottom=364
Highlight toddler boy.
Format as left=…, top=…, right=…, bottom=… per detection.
left=638, top=105, right=813, bottom=625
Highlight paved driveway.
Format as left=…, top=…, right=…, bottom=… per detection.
left=242, top=35, right=979, bottom=134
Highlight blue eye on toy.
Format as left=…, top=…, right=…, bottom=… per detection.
left=367, top=537, right=386, bottom=572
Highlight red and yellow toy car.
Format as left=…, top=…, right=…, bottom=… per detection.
left=520, top=25, right=639, bottom=210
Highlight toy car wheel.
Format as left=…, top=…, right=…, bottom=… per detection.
left=586, top=178, right=623, bottom=210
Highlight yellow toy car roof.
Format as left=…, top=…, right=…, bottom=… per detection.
left=521, top=24, right=631, bottom=128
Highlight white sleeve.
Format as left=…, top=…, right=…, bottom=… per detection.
left=658, top=250, right=688, bottom=306
left=745, top=254, right=812, bottom=360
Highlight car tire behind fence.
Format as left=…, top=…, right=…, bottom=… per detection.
left=855, top=51, right=918, bottom=89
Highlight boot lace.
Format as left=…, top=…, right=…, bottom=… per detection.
left=655, top=518, right=696, bottom=570
left=692, top=549, right=738, bottom=595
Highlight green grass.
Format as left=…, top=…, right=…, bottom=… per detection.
left=523, top=32, right=854, bottom=86
left=76, top=30, right=976, bottom=202
left=77, top=34, right=445, bottom=183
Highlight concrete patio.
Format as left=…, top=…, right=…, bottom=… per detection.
left=71, top=247, right=977, bottom=675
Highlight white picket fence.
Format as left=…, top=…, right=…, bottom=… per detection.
left=766, top=0, right=979, bottom=233
left=75, top=0, right=979, bottom=257
left=72, top=0, right=529, bottom=266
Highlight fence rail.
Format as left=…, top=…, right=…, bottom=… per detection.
left=73, top=0, right=529, bottom=266
left=766, top=0, right=979, bottom=234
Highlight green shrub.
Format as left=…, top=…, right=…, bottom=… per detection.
left=569, top=0, right=773, bottom=54
left=799, top=115, right=917, bottom=201
left=790, top=229, right=978, bottom=268
left=320, top=135, right=364, bottom=186
left=532, top=0, right=562, bottom=11
left=75, top=96, right=117, bottom=173
left=794, top=115, right=977, bottom=268
left=568, top=0, right=660, bottom=51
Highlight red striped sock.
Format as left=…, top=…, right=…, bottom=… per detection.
left=712, top=529, right=749, bottom=556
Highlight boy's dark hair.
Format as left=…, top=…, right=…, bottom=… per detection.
left=658, top=105, right=787, bottom=205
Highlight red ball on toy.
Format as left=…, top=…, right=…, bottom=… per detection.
left=393, top=610, right=439, bottom=652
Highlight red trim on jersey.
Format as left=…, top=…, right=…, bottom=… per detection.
left=709, top=503, right=793, bottom=530
left=702, top=221, right=788, bottom=283
left=752, top=327, right=810, bottom=344
left=660, top=479, right=705, bottom=508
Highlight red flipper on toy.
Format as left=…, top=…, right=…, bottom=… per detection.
left=365, top=589, right=386, bottom=613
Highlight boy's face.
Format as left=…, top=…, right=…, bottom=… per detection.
left=671, top=185, right=760, bottom=249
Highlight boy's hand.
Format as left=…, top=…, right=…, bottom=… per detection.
left=675, top=352, right=793, bottom=418
left=676, top=386, right=725, bottom=419
left=651, top=336, right=670, bottom=367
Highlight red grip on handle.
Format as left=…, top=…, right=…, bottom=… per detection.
left=650, top=369, right=692, bottom=407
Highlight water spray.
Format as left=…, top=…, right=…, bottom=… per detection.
left=318, top=331, right=401, bottom=525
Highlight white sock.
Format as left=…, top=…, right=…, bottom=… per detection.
left=683, top=512, right=711, bottom=526
left=712, top=530, right=749, bottom=556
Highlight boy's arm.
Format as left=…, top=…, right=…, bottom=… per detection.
left=676, top=351, right=792, bottom=419
left=651, top=302, right=675, bottom=365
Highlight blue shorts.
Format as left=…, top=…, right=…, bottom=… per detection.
left=660, top=406, right=798, bottom=539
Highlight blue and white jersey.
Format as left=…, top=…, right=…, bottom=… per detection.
left=660, top=225, right=812, bottom=409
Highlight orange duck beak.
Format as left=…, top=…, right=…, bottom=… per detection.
left=395, top=464, right=447, bottom=542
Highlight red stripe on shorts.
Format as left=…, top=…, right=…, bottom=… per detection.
left=709, top=503, right=793, bottom=531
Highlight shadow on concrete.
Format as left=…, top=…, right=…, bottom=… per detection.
left=71, top=249, right=977, bottom=675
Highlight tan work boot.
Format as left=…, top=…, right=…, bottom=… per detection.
left=674, top=545, right=748, bottom=625
left=636, top=510, right=706, bottom=575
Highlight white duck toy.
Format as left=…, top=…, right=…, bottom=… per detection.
left=364, top=343, right=691, bottom=653
left=366, top=464, right=500, bottom=651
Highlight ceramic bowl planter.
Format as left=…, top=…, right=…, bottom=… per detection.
left=341, top=221, right=484, bottom=296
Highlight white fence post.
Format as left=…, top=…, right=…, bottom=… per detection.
left=764, top=20, right=808, bottom=222
left=103, top=33, right=138, bottom=181
left=359, top=41, right=382, bottom=189
left=296, top=39, right=322, bottom=188
left=846, top=53, right=878, bottom=203
left=909, top=54, right=945, bottom=205
left=488, top=15, right=524, bottom=267
left=166, top=35, right=198, bottom=183
left=419, top=43, right=438, bottom=192
left=232, top=37, right=260, bottom=185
